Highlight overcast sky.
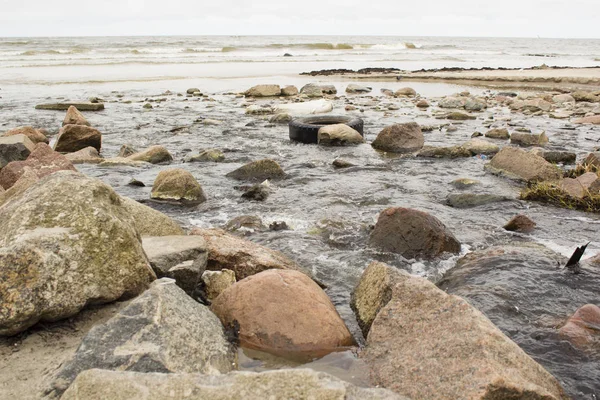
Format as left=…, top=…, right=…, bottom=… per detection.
left=1, top=0, right=599, bottom=38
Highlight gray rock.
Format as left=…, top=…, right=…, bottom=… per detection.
left=464, top=97, right=487, bottom=111
left=142, top=236, right=208, bottom=294
left=281, top=85, right=299, bottom=96
left=223, top=215, right=266, bottom=233
left=485, top=128, right=510, bottom=139
left=438, top=96, right=466, bottom=109
left=0, top=171, right=155, bottom=336
left=61, top=369, right=405, bottom=400
left=446, top=193, right=511, bottom=208
left=185, top=149, right=225, bottom=163
left=461, top=138, right=500, bottom=155
left=35, top=103, right=104, bottom=111
left=47, top=279, right=236, bottom=399
left=244, top=84, right=281, bottom=97
left=119, top=197, right=184, bottom=237
left=128, top=145, right=173, bottom=164
left=372, top=123, right=424, bottom=153
left=0, top=134, right=36, bottom=169
left=416, top=145, right=471, bottom=159
left=511, top=131, right=549, bottom=147
left=226, top=159, right=285, bottom=181
left=346, top=84, right=372, bottom=93
left=395, top=87, right=417, bottom=97
left=65, top=146, right=103, bottom=164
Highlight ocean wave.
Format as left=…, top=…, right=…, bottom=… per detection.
left=2, top=40, right=31, bottom=46
left=20, top=46, right=90, bottom=56
left=524, top=53, right=558, bottom=58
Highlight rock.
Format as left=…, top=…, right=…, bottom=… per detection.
left=583, top=152, right=600, bottom=167
left=486, top=147, right=562, bottom=183
left=54, top=124, right=101, bottom=153
left=350, top=261, right=403, bottom=337
left=485, top=128, right=510, bottom=139
left=446, top=193, right=510, bottom=208
left=142, top=236, right=207, bottom=294
left=0, top=171, right=155, bottom=336
left=368, top=207, right=461, bottom=259
left=523, top=98, right=552, bottom=112
left=60, top=369, right=404, bottom=400
left=268, top=113, right=292, bottom=123
left=346, top=84, right=372, bottom=93
left=119, top=197, right=184, bottom=236
left=461, top=138, right=499, bottom=155
left=358, top=264, right=568, bottom=400
left=128, top=145, right=173, bottom=164
left=0, top=143, right=76, bottom=189
left=226, top=159, right=285, bottom=181
left=47, top=279, right=235, bottom=399
left=417, top=145, right=471, bottom=159
left=416, top=99, right=429, bottom=108
left=244, top=84, right=281, bottom=97
left=118, top=144, right=137, bottom=158
left=552, top=94, right=576, bottom=104
left=143, top=103, right=153, bottom=109
left=201, top=269, right=236, bottom=301
left=186, top=149, right=225, bottom=162
left=281, top=85, right=298, bottom=96
left=65, top=146, right=103, bottom=164
left=332, top=158, right=355, bottom=168
left=245, top=104, right=273, bottom=115
left=35, top=102, right=104, bottom=111
left=559, top=304, right=600, bottom=350
left=269, top=221, right=288, bottom=231
left=532, top=149, right=576, bottom=164
left=504, top=214, right=536, bottom=233
left=445, top=111, right=476, bottom=120
left=511, top=131, right=549, bottom=147
left=3, top=126, right=49, bottom=144
left=438, top=96, right=466, bottom=108
left=274, top=99, right=333, bottom=115
left=299, top=83, right=336, bottom=98
left=0, top=167, right=40, bottom=207
left=371, top=122, right=424, bottom=153
left=451, top=177, right=480, bottom=189
left=318, top=124, right=364, bottom=145
left=394, top=87, right=416, bottom=97
left=201, top=118, right=222, bottom=126
left=320, top=84, right=337, bottom=95
left=223, top=215, right=265, bottom=233
left=241, top=181, right=270, bottom=201
left=464, top=97, right=487, bottom=111
left=0, top=134, right=36, bottom=169
left=573, top=115, right=600, bottom=124
left=127, top=178, right=145, bottom=187
left=190, top=228, right=313, bottom=281
left=62, top=106, right=90, bottom=126
left=186, top=87, right=200, bottom=94
left=151, top=168, right=206, bottom=205
left=211, top=269, right=355, bottom=358
left=445, top=124, right=458, bottom=132
left=98, top=157, right=148, bottom=167
left=559, top=172, right=599, bottom=198
left=381, top=88, right=394, bottom=96
left=571, top=91, right=599, bottom=103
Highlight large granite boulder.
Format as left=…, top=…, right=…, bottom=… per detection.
left=0, top=171, right=155, bottom=336
left=0, top=134, right=35, bottom=168
left=355, top=262, right=568, bottom=400
left=54, top=124, right=102, bottom=153
left=63, top=106, right=91, bottom=126
left=244, top=84, right=281, bottom=97
left=0, top=143, right=76, bottom=189
left=486, top=147, right=562, bottom=182
left=3, top=126, right=49, bottom=144
left=127, top=145, right=173, bottom=164
left=211, top=269, right=355, bottom=359
left=226, top=159, right=286, bottom=181
left=47, top=279, right=235, bottom=399
left=61, top=369, right=405, bottom=400
left=151, top=168, right=206, bottom=205
left=142, top=236, right=207, bottom=294
left=371, top=123, right=424, bottom=153
left=368, top=207, right=461, bottom=259
left=190, top=228, right=314, bottom=281
left=119, top=197, right=184, bottom=236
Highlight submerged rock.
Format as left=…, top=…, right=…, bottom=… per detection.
left=186, top=149, right=225, bottom=163
left=62, top=106, right=91, bottom=126
left=332, top=158, right=355, bottom=168
left=417, top=145, right=471, bottom=158
left=3, top=126, right=49, bottom=144
left=368, top=207, right=461, bottom=259
left=486, top=147, right=562, bottom=183
left=451, top=177, right=480, bottom=189
left=190, top=228, right=314, bottom=281
left=503, top=214, right=536, bottom=233
left=226, top=159, right=285, bottom=181
left=150, top=168, right=206, bottom=205
left=371, top=122, right=424, bottom=153
left=211, top=269, right=355, bottom=359
left=446, top=193, right=511, bottom=208
left=47, top=279, right=235, bottom=399
left=128, top=145, right=173, bottom=164
left=0, top=134, right=35, bottom=169
left=61, top=369, right=404, bottom=400
left=0, top=171, right=155, bottom=336
left=357, top=262, right=568, bottom=400
left=223, top=215, right=266, bottom=233
left=559, top=304, right=600, bottom=351
left=35, top=102, right=104, bottom=111
left=511, top=131, right=549, bottom=147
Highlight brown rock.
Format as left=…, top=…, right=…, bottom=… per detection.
left=485, top=128, right=510, bottom=139
left=118, top=144, right=137, bottom=158
left=281, top=85, right=299, bottom=96
left=358, top=265, right=568, bottom=400
left=416, top=99, right=429, bottom=108
left=54, top=124, right=102, bottom=153
left=62, top=106, right=91, bottom=126
left=150, top=168, right=206, bottom=205
left=503, top=214, right=536, bottom=233
left=371, top=123, right=424, bottom=153
left=559, top=304, right=600, bottom=350
left=583, top=152, right=600, bottom=167
left=0, top=143, right=76, bottom=189
left=211, top=269, right=355, bottom=359
left=0, top=134, right=36, bottom=168
left=244, top=84, right=281, bottom=97
left=368, top=207, right=461, bottom=259
left=511, top=131, right=549, bottom=147
left=127, top=145, right=172, bottom=164
left=65, top=146, right=103, bottom=164
left=394, top=87, right=416, bottom=97
left=3, top=126, right=49, bottom=144
left=559, top=172, right=599, bottom=198
left=573, top=115, right=600, bottom=125
left=317, top=124, right=364, bottom=145
left=226, top=159, right=286, bottom=181
left=486, top=147, right=562, bottom=183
